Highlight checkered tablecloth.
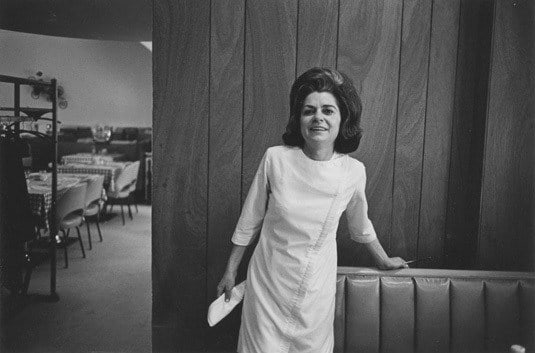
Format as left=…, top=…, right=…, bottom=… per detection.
left=61, top=153, right=124, bottom=165
left=27, top=174, right=81, bottom=230
left=58, top=162, right=128, bottom=192
left=27, top=173, right=106, bottom=230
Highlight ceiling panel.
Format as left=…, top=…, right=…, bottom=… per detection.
left=0, top=0, right=152, bottom=41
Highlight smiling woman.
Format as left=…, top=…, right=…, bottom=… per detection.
left=217, top=67, right=407, bottom=353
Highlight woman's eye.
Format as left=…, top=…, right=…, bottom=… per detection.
left=303, top=109, right=314, bottom=116
left=322, top=109, right=333, bottom=115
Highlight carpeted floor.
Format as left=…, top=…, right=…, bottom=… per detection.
left=1, top=205, right=152, bottom=353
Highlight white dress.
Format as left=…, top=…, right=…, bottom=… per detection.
left=231, top=145, right=377, bottom=353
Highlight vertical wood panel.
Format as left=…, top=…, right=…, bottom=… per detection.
left=152, top=0, right=210, bottom=351
left=337, top=0, right=402, bottom=265
left=207, top=0, right=245, bottom=350
left=296, top=0, right=339, bottom=74
left=445, top=0, right=494, bottom=269
left=478, top=0, right=534, bottom=271
left=242, top=0, right=297, bottom=198
left=392, top=0, right=432, bottom=259
left=418, top=0, right=460, bottom=268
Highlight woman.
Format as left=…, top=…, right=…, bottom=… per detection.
left=217, top=67, right=407, bottom=353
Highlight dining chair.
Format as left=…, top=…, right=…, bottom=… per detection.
left=83, top=175, right=105, bottom=250
left=106, top=161, right=140, bottom=225
left=54, top=183, right=87, bottom=268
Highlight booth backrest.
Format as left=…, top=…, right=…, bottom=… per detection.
left=335, top=267, right=535, bottom=353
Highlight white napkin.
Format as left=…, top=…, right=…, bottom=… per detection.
left=207, top=281, right=246, bottom=327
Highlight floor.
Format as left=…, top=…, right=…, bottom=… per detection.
left=1, top=205, right=152, bottom=353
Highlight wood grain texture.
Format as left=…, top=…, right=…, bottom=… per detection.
left=207, top=0, right=245, bottom=350
left=478, top=0, right=534, bottom=271
left=391, top=0, right=432, bottom=260
left=418, top=0, right=460, bottom=268
left=152, top=0, right=210, bottom=351
left=242, top=0, right=297, bottom=199
left=296, top=0, right=339, bottom=74
left=445, top=0, right=494, bottom=269
left=337, top=0, right=402, bottom=265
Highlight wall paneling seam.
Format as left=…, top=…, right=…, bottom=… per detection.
left=416, top=0, right=436, bottom=257
left=240, top=0, right=248, bottom=206
left=442, top=0, right=464, bottom=266
left=390, top=0, right=406, bottom=252
left=475, top=0, right=497, bottom=268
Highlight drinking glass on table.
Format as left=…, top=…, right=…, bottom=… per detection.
left=39, top=170, right=48, bottom=181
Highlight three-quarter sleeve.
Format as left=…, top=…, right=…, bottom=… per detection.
left=346, top=165, right=377, bottom=243
left=231, top=150, right=271, bottom=246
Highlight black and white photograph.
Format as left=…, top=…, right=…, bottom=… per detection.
left=1, top=0, right=533, bottom=352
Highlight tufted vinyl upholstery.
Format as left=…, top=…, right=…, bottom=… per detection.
left=335, top=267, right=535, bottom=353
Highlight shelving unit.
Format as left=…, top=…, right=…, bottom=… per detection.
left=0, top=74, right=59, bottom=301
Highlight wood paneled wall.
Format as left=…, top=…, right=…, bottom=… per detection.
left=153, top=0, right=534, bottom=351
left=478, top=0, right=534, bottom=271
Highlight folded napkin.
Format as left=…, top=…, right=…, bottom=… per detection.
left=207, top=281, right=246, bottom=327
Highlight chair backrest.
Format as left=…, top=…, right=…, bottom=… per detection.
left=115, top=161, right=140, bottom=192
left=335, top=267, right=535, bottom=353
left=21, top=156, right=32, bottom=169
left=54, top=183, right=87, bottom=227
left=84, top=175, right=104, bottom=207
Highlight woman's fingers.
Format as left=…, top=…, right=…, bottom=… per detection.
left=224, top=287, right=232, bottom=302
left=381, top=257, right=408, bottom=270
left=217, top=279, right=235, bottom=301
left=392, top=257, right=408, bottom=268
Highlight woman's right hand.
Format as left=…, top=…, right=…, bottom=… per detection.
left=217, top=270, right=236, bottom=302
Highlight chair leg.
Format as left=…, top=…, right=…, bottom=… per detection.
left=109, top=204, right=114, bottom=213
left=62, top=230, right=68, bottom=269
left=76, top=227, right=86, bottom=258
left=85, top=221, right=92, bottom=250
left=135, top=203, right=138, bottom=213
left=22, top=241, right=34, bottom=294
left=120, top=205, right=125, bottom=225
left=96, top=206, right=103, bottom=242
left=127, top=200, right=133, bottom=220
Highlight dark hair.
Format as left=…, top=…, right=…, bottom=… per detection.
left=282, top=67, right=362, bottom=153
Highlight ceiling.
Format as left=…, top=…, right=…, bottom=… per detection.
left=0, top=0, right=152, bottom=41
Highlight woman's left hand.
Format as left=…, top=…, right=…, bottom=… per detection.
left=378, top=256, right=408, bottom=270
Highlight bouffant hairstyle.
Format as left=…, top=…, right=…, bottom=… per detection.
left=282, top=67, right=363, bottom=153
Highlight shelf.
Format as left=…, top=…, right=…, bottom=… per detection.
left=0, top=75, right=54, bottom=87
left=1, top=74, right=58, bottom=299
left=0, top=116, right=35, bottom=123
left=20, top=107, right=54, bottom=118
left=1, top=107, right=53, bottom=116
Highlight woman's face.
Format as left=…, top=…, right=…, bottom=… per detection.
left=299, top=91, right=341, bottom=150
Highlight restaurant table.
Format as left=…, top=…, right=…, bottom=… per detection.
left=26, top=173, right=101, bottom=230
left=57, top=162, right=129, bottom=192
left=61, top=153, right=125, bottom=165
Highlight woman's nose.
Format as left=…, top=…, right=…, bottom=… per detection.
left=312, top=112, right=324, bottom=122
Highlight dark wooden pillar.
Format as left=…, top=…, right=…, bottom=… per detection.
left=152, top=1, right=210, bottom=351
left=444, top=0, right=494, bottom=269
left=478, top=0, right=534, bottom=271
